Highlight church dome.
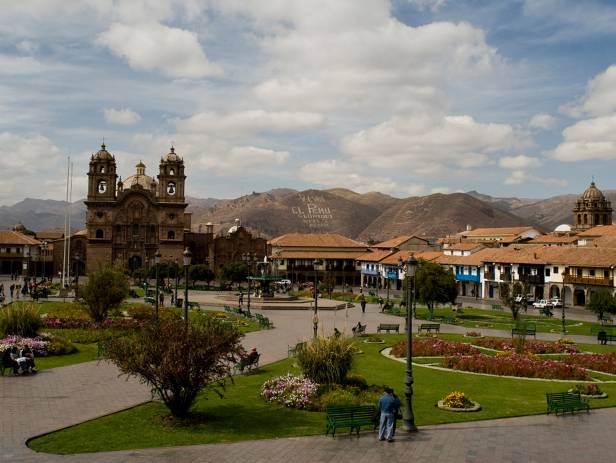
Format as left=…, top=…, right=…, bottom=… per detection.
left=14, top=223, right=26, bottom=233
left=93, top=143, right=113, bottom=160
left=124, top=161, right=156, bottom=190
left=581, top=182, right=605, bottom=201
left=554, top=224, right=571, bottom=233
left=164, top=146, right=181, bottom=162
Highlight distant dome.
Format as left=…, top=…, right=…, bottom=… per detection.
left=582, top=182, right=605, bottom=201
left=164, top=146, right=181, bottom=162
left=93, top=143, right=113, bottom=160
left=554, top=224, right=571, bottom=232
left=14, top=223, right=26, bottom=233
left=124, top=162, right=156, bottom=190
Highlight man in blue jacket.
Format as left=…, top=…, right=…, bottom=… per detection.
left=378, top=387, right=400, bottom=442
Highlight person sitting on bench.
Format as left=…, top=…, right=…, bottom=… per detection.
left=19, top=345, right=37, bottom=373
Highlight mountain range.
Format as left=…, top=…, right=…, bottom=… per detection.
left=1, top=187, right=610, bottom=242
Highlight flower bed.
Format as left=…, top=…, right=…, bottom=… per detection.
left=570, top=383, right=606, bottom=398
left=261, top=374, right=319, bottom=409
left=0, top=335, right=49, bottom=356
left=441, top=353, right=590, bottom=380
left=473, top=338, right=578, bottom=354
left=391, top=339, right=479, bottom=357
left=563, top=353, right=616, bottom=374
left=42, top=317, right=144, bottom=330
left=437, top=391, right=481, bottom=412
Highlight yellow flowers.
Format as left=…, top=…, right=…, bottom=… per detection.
left=442, top=391, right=474, bottom=409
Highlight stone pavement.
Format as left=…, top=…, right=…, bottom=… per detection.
left=0, top=291, right=612, bottom=463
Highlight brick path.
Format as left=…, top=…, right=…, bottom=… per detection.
left=1, top=291, right=613, bottom=463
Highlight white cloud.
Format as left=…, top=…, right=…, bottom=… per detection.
left=504, top=170, right=566, bottom=187
left=198, top=146, right=289, bottom=175
left=298, top=159, right=425, bottom=196
left=406, top=0, right=448, bottom=12
left=551, top=115, right=616, bottom=161
left=340, top=114, right=517, bottom=172
left=103, top=108, right=141, bottom=125
left=175, top=110, right=324, bottom=136
left=97, top=22, right=222, bottom=79
left=0, top=55, right=47, bottom=75
left=528, top=113, right=556, bottom=130
left=499, top=155, right=542, bottom=170
left=562, top=65, right=616, bottom=118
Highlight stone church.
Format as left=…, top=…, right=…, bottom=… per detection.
left=85, top=144, right=191, bottom=273
left=573, top=181, right=613, bottom=231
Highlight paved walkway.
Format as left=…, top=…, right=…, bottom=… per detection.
left=1, top=292, right=613, bottom=462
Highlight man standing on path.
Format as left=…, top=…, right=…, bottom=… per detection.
left=360, top=294, right=366, bottom=313
left=378, top=387, right=400, bottom=442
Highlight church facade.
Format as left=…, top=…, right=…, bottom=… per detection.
left=84, top=144, right=191, bottom=273
left=573, top=181, right=613, bottom=231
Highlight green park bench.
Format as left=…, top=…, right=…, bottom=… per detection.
left=511, top=323, right=536, bottom=338
left=235, top=353, right=260, bottom=374
left=546, top=391, right=589, bottom=415
left=418, top=323, right=440, bottom=334
left=491, top=304, right=503, bottom=311
left=377, top=323, right=400, bottom=334
left=325, top=405, right=377, bottom=437
left=288, top=341, right=306, bottom=357
left=598, top=331, right=616, bottom=345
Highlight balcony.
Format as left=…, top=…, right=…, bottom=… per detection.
left=456, top=273, right=480, bottom=283
left=564, top=274, right=613, bottom=287
left=362, top=269, right=379, bottom=276
left=501, top=273, right=512, bottom=282
left=485, top=271, right=495, bottom=280
left=519, top=274, right=544, bottom=285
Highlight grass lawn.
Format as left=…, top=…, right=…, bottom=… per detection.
left=28, top=334, right=616, bottom=455
left=408, top=306, right=601, bottom=336
left=35, top=343, right=99, bottom=370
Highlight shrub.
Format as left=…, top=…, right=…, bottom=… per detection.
left=343, top=373, right=368, bottom=389
left=296, top=335, right=355, bottom=384
left=0, top=303, right=42, bottom=337
left=465, top=331, right=482, bottom=337
left=441, top=353, right=590, bottom=380
left=314, top=384, right=382, bottom=410
left=442, top=391, right=474, bottom=409
left=40, top=333, right=77, bottom=355
left=260, top=374, right=318, bottom=409
left=571, top=383, right=603, bottom=396
left=391, top=339, right=479, bottom=357
left=80, top=265, right=129, bottom=322
left=104, top=317, right=243, bottom=418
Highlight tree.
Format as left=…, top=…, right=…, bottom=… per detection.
left=587, top=288, right=616, bottom=321
left=188, top=264, right=215, bottom=288
left=415, top=261, right=457, bottom=315
left=499, top=281, right=529, bottom=321
left=220, top=262, right=248, bottom=288
left=80, top=265, right=129, bottom=322
left=104, top=317, right=243, bottom=418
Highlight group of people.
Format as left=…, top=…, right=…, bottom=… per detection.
left=2, top=345, right=37, bottom=376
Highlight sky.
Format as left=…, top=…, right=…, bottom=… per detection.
left=3, top=0, right=616, bottom=204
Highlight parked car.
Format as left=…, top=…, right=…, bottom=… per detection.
left=549, top=298, right=563, bottom=308
left=532, top=299, right=553, bottom=309
left=525, top=294, right=535, bottom=303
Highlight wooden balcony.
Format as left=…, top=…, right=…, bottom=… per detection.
left=563, top=275, right=613, bottom=287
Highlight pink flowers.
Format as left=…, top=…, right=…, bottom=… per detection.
left=391, top=339, right=479, bottom=357
left=0, top=335, right=49, bottom=356
left=441, top=353, right=590, bottom=380
left=42, top=317, right=144, bottom=329
left=261, top=374, right=319, bottom=409
left=563, top=353, right=616, bottom=374
left=474, top=339, right=578, bottom=354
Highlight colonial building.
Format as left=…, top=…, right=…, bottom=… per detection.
left=0, top=228, right=40, bottom=276
left=573, top=181, right=612, bottom=231
left=84, top=144, right=190, bottom=273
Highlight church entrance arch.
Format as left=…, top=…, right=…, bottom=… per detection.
left=549, top=285, right=560, bottom=299
left=128, top=255, right=142, bottom=272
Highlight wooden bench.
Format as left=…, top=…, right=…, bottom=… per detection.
left=598, top=331, right=616, bottom=345
left=288, top=342, right=306, bottom=357
left=491, top=304, right=503, bottom=311
left=144, top=296, right=155, bottom=305
left=325, top=405, right=377, bottom=437
left=546, top=391, right=589, bottom=415
left=418, top=323, right=440, bottom=334
left=352, top=323, right=367, bottom=336
left=377, top=323, right=400, bottom=334
left=512, top=323, right=536, bottom=338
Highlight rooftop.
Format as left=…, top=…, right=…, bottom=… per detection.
left=269, top=233, right=366, bottom=248
left=0, top=230, right=40, bottom=246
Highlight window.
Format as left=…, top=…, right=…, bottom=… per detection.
left=169, top=168, right=175, bottom=176
left=167, top=230, right=175, bottom=240
left=100, top=166, right=105, bottom=173
left=97, top=180, right=107, bottom=193
left=595, top=214, right=599, bottom=224
left=590, top=269, right=595, bottom=277
left=577, top=268, right=582, bottom=276
left=95, top=229, right=104, bottom=239
left=604, top=214, right=608, bottom=225
left=577, top=214, right=581, bottom=224
left=545, top=268, right=550, bottom=277
left=605, top=270, right=610, bottom=279
left=584, top=214, right=588, bottom=224
left=553, top=266, right=558, bottom=274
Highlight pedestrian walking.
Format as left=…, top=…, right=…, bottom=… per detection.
left=378, top=387, right=400, bottom=442
left=159, top=292, right=164, bottom=307
left=360, top=294, right=366, bottom=313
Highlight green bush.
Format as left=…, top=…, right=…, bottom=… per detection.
left=42, top=333, right=77, bottom=355
left=313, top=384, right=381, bottom=410
left=0, top=303, right=42, bottom=337
left=343, top=373, right=368, bottom=388
left=81, top=265, right=129, bottom=322
left=296, top=335, right=355, bottom=384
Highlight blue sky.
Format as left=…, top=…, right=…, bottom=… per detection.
left=2, top=0, right=616, bottom=204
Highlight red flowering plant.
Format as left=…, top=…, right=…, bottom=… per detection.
left=563, top=353, right=616, bottom=374
left=441, top=353, right=590, bottom=380
left=391, top=339, right=479, bottom=357
left=474, top=338, right=578, bottom=354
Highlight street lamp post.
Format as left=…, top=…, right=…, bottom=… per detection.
left=73, top=253, right=81, bottom=301
left=41, top=241, right=48, bottom=280
left=174, top=258, right=179, bottom=308
left=154, top=250, right=161, bottom=320
left=401, top=255, right=418, bottom=432
left=561, top=270, right=567, bottom=336
left=313, top=259, right=319, bottom=338
left=183, top=247, right=192, bottom=328
left=242, top=253, right=256, bottom=317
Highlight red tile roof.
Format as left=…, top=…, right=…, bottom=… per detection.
left=269, top=233, right=366, bottom=248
